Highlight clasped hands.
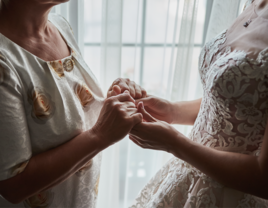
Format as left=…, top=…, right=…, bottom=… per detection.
left=92, top=78, right=182, bottom=155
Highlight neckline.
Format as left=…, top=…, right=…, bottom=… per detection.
left=253, top=0, right=268, bottom=22
left=0, top=18, right=73, bottom=63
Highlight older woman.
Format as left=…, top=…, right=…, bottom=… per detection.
left=130, top=0, right=268, bottom=207
left=0, top=0, right=146, bottom=207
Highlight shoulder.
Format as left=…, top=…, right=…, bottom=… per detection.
left=48, top=13, right=74, bottom=36
left=48, top=13, right=81, bottom=54
left=0, top=51, right=23, bottom=95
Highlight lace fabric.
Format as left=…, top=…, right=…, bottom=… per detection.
left=130, top=1, right=268, bottom=207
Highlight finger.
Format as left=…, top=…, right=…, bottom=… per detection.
left=134, top=84, right=142, bottom=99
left=108, top=78, right=121, bottom=91
left=117, top=79, right=130, bottom=93
left=134, top=96, right=152, bottom=106
left=128, top=81, right=136, bottom=98
left=129, top=135, right=144, bottom=147
left=129, top=135, right=158, bottom=150
left=123, top=101, right=136, bottom=108
left=130, top=113, right=143, bottom=125
left=107, top=85, right=121, bottom=98
left=137, top=102, right=157, bottom=122
left=113, top=85, right=121, bottom=95
left=126, top=108, right=138, bottom=115
left=117, top=91, right=135, bottom=103
left=141, top=87, right=147, bottom=98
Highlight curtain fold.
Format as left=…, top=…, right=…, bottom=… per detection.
left=100, top=0, right=123, bottom=91
left=171, top=0, right=199, bottom=102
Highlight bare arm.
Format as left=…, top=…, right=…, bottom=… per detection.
left=0, top=92, right=142, bottom=204
left=0, top=130, right=101, bottom=204
left=171, top=98, right=202, bottom=125
left=134, top=96, right=202, bottom=125
left=172, top=132, right=268, bottom=199
left=130, top=103, right=268, bottom=199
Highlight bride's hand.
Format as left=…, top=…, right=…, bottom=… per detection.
left=134, top=95, right=174, bottom=124
left=107, top=78, right=147, bottom=99
left=129, top=102, right=185, bottom=153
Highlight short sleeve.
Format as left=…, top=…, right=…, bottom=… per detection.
left=0, top=57, right=32, bottom=181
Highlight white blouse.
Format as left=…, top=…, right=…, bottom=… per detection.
left=0, top=13, right=104, bottom=208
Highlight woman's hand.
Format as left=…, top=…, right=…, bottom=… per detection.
left=129, top=102, right=184, bottom=153
left=92, top=91, right=143, bottom=149
left=107, top=78, right=147, bottom=99
left=134, top=95, right=174, bottom=124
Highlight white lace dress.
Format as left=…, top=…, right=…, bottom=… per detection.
left=130, top=1, right=268, bottom=208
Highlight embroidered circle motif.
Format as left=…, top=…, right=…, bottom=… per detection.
left=28, top=88, right=55, bottom=123
left=49, top=60, right=64, bottom=77
left=74, top=82, right=93, bottom=107
left=63, top=58, right=75, bottom=72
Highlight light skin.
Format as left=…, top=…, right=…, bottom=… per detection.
left=0, top=0, right=146, bottom=204
left=129, top=0, right=268, bottom=200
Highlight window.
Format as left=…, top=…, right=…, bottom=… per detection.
left=84, top=1, right=211, bottom=206
left=84, top=0, right=212, bottom=97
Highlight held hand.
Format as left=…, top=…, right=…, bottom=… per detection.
left=129, top=102, right=185, bottom=154
left=92, top=91, right=143, bottom=148
left=135, top=95, right=174, bottom=124
left=107, top=78, right=147, bottom=99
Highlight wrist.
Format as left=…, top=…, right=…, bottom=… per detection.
left=88, top=127, right=109, bottom=151
left=169, top=132, right=193, bottom=160
left=170, top=102, right=180, bottom=124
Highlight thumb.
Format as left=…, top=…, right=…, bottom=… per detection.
left=131, top=113, right=143, bottom=126
left=137, top=102, right=156, bottom=122
left=113, top=85, right=121, bottom=94
left=107, top=85, right=121, bottom=98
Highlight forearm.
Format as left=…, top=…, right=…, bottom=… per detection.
left=0, top=129, right=105, bottom=204
left=171, top=98, right=202, bottom=125
left=171, top=134, right=268, bottom=199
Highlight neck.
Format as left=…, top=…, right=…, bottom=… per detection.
left=0, top=0, right=56, bottom=37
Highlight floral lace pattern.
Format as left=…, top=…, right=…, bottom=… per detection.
left=130, top=20, right=268, bottom=208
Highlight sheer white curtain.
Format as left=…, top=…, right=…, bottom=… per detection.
left=51, top=0, right=248, bottom=207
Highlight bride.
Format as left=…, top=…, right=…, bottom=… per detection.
left=129, top=0, right=268, bottom=207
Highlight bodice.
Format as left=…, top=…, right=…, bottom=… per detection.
left=190, top=29, right=268, bottom=156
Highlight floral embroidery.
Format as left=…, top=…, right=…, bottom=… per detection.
left=49, top=60, right=64, bottom=77
left=76, top=159, right=93, bottom=176
left=23, top=191, right=54, bottom=208
left=28, top=88, right=55, bottom=123
left=74, top=82, right=93, bottom=108
left=237, top=194, right=268, bottom=208
left=130, top=25, right=268, bottom=208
